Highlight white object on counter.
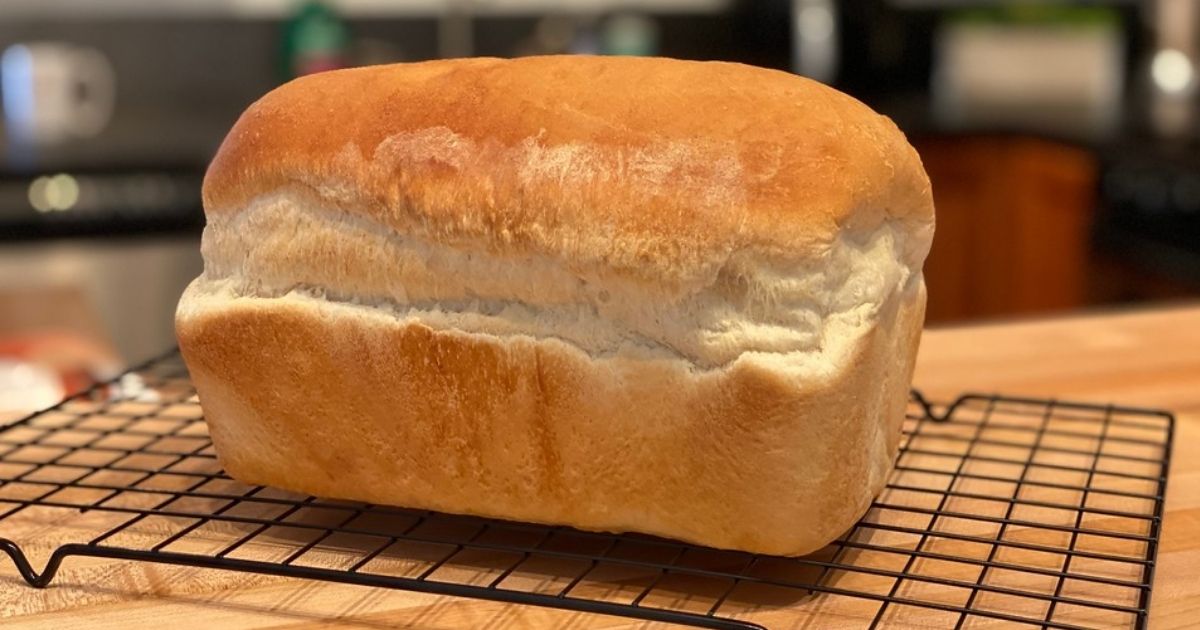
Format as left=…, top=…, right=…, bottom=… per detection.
left=109, top=372, right=160, bottom=403
left=0, top=359, right=63, bottom=416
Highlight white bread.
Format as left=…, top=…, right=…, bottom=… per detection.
left=176, top=55, right=935, bottom=556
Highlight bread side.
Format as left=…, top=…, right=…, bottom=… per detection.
left=198, top=189, right=919, bottom=370
left=177, top=272, right=924, bottom=556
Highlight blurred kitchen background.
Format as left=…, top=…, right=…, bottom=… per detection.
left=1, top=0, right=1198, bottom=413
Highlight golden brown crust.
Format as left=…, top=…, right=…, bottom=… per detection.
left=202, top=56, right=933, bottom=279
left=177, top=280, right=925, bottom=557
left=181, top=56, right=935, bottom=555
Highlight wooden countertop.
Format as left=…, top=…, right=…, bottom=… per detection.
left=1, top=303, right=1197, bottom=629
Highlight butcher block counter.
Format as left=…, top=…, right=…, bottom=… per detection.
left=0, top=303, right=1197, bottom=629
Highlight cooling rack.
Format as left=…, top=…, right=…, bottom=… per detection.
left=0, top=352, right=1174, bottom=629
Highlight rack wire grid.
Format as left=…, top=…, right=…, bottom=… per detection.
left=0, top=351, right=1174, bottom=629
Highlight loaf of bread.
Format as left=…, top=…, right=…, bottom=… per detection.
left=176, top=55, right=934, bottom=557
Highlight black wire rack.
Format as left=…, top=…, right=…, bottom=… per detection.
left=0, top=351, right=1174, bottom=629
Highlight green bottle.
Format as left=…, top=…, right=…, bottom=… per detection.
left=280, top=0, right=349, bottom=81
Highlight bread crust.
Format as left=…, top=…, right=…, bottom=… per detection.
left=202, top=56, right=933, bottom=282
left=179, top=56, right=934, bottom=556
left=177, top=279, right=924, bottom=556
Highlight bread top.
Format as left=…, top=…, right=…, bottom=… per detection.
left=202, top=56, right=934, bottom=285
left=194, top=56, right=934, bottom=370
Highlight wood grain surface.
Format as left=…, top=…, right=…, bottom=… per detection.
left=0, top=302, right=1196, bottom=629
